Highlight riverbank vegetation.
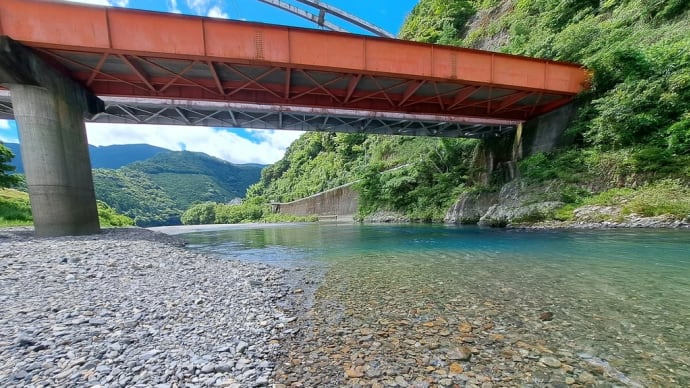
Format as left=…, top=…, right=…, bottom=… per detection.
left=180, top=199, right=316, bottom=225
left=231, top=134, right=480, bottom=223
left=0, top=188, right=135, bottom=227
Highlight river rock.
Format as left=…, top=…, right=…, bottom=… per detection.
left=540, top=356, right=562, bottom=368
left=448, top=347, right=473, bottom=361
left=539, top=311, right=554, bottom=321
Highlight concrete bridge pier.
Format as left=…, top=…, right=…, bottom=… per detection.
left=0, top=37, right=103, bottom=236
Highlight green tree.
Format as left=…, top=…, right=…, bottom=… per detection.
left=399, top=0, right=476, bottom=45
left=0, top=143, right=20, bottom=188
left=181, top=202, right=217, bottom=225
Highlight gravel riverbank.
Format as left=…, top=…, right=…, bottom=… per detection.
left=0, top=227, right=304, bottom=387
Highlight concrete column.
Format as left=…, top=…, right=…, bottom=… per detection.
left=1, top=36, right=103, bottom=236
left=10, top=84, right=100, bottom=236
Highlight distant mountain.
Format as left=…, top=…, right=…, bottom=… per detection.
left=3, top=143, right=169, bottom=173
left=93, top=151, right=264, bottom=226
left=90, top=144, right=171, bottom=169
left=2, top=142, right=264, bottom=226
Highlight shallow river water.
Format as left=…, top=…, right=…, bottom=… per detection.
left=180, top=224, right=689, bottom=387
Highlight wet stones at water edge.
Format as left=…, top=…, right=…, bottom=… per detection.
left=270, top=261, right=649, bottom=387
left=539, top=311, right=554, bottom=321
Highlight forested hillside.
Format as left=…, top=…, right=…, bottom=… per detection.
left=243, top=0, right=690, bottom=224
left=247, top=133, right=479, bottom=221
left=94, top=151, right=262, bottom=226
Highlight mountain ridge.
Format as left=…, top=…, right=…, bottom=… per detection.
left=4, top=143, right=172, bottom=173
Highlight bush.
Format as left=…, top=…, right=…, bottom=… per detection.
left=624, top=179, right=690, bottom=218
left=518, top=151, right=589, bottom=183
left=0, top=143, right=21, bottom=189
left=97, top=200, right=135, bottom=227
left=399, top=0, right=476, bottom=45
left=214, top=202, right=265, bottom=224
left=182, top=199, right=317, bottom=225
left=667, top=116, right=690, bottom=155
left=181, top=202, right=217, bottom=225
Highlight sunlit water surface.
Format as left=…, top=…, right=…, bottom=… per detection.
left=181, top=224, right=690, bottom=386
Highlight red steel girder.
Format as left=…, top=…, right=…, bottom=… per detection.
left=0, top=0, right=590, bottom=126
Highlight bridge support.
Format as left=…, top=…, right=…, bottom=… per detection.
left=0, top=37, right=103, bottom=236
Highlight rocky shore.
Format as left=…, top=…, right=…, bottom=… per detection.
left=0, top=227, right=304, bottom=387
left=512, top=206, right=690, bottom=230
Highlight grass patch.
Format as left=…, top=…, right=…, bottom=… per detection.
left=0, top=189, right=32, bottom=225
left=624, top=179, right=690, bottom=218
left=553, top=204, right=578, bottom=221
left=1, top=189, right=137, bottom=227
left=552, top=179, right=690, bottom=221
left=583, top=187, right=635, bottom=206
left=261, top=213, right=318, bottom=223
left=0, top=219, right=32, bottom=227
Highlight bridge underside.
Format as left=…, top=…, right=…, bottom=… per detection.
left=0, top=93, right=516, bottom=138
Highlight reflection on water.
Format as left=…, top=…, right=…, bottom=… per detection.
left=181, top=224, right=690, bottom=386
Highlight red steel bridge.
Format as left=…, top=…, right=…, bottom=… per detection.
left=0, top=0, right=588, bottom=139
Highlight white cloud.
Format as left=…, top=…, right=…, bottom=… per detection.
left=0, top=120, right=18, bottom=143
left=63, top=0, right=128, bottom=6
left=169, top=0, right=181, bottom=13
left=248, top=129, right=303, bottom=150
left=64, top=0, right=112, bottom=5
left=186, top=0, right=210, bottom=14
left=207, top=5, right=228, bottom=19
left=85, top=123, right=303, bottom=165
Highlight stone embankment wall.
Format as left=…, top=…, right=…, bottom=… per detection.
left=273, top=183, right=358, bottom=219
left=445, top=103, right=577, bottom=225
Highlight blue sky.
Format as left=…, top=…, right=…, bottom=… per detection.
left=0, top=0, right=418, bottom=164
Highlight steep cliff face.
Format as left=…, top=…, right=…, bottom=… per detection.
left=462, top=0, right=513, bottom=51
left=440, top=0, right=690, bottom=226
left=444, top=190, right=497, bottom=224
left=441, top=0, right=581, bottom=225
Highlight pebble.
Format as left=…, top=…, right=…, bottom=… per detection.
left=539, top=311, right=554, bottom=321
left=540, top=356, right=562, bottom=368
left=268, top=246, right=652, bottom=388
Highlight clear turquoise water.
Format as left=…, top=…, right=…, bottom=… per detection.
left=181, top=224, right=690, bottom=386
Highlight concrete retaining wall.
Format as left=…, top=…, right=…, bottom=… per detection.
left=273, top=183, right=359, bottom=218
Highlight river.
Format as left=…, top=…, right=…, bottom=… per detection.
left=177, top=223, right=689, bottom=387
